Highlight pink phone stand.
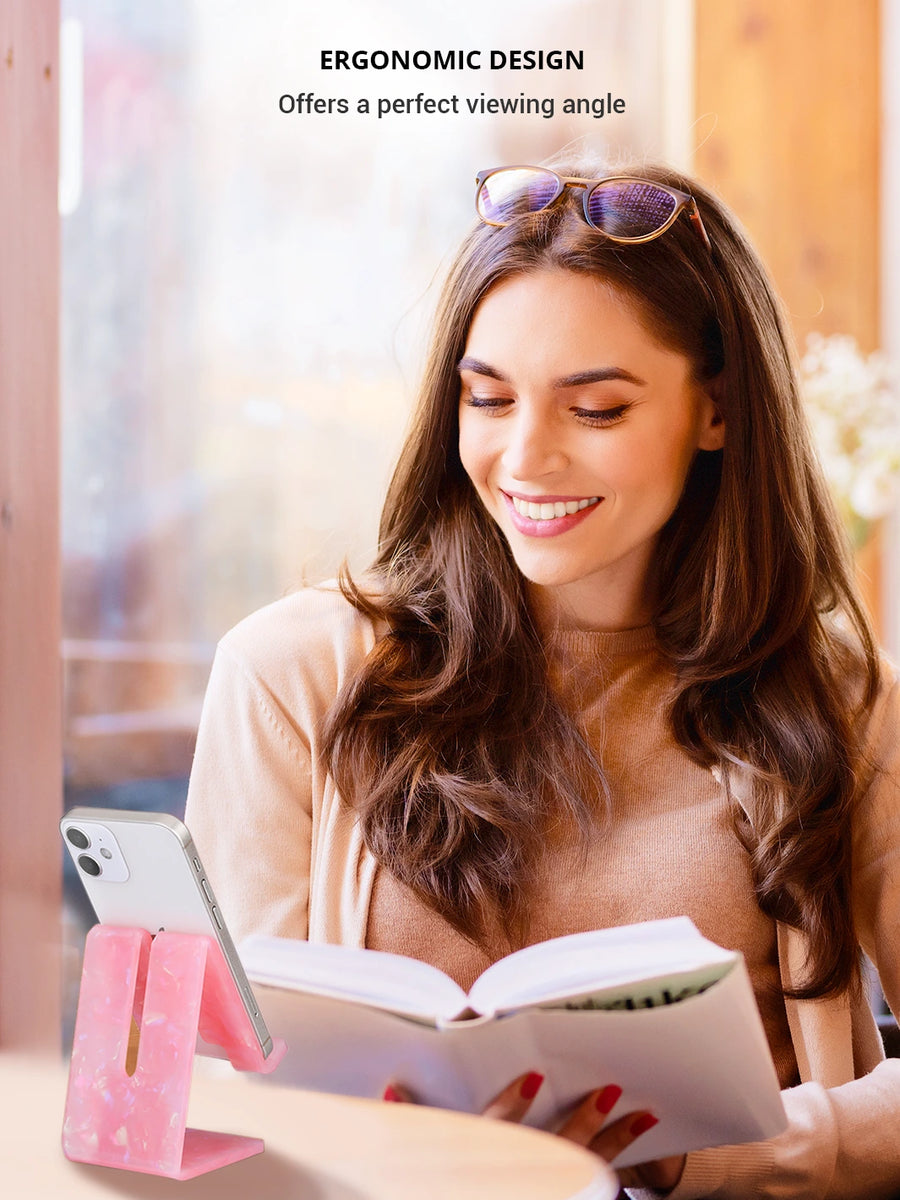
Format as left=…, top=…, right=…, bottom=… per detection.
left=62, top=925, right=286, bottom=1179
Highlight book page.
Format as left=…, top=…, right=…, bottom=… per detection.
left=468, top=917, right=737, bottom=1016
left=535, top=961, right=732, bottom=1012
left=240, top=936, right=469, bottom=1022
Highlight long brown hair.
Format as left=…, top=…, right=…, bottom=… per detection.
left=321, top=160, right=880, bottom=999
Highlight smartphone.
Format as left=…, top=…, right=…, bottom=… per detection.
left=60, top=806, right=273, bottom=1059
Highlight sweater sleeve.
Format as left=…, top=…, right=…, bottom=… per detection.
left=183, top=637, right=314, bottom=945
left=631, top=663, right=900, bottom=1200
left=651, top=1058, right=900, bottom=1200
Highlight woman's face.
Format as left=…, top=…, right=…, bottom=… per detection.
left=457, top=269, right=723, bottom=630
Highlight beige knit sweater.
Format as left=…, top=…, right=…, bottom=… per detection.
left=184, top=586, right=900, bottom=1199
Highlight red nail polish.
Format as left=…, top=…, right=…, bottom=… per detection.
left=629, top=1113, right=659, bottom=1137
left=383, top=1084, right=402, bottom=1102
left=595, top=1084, right=623, bottom=1115
left=520, top=1071, right=544, bottom=1100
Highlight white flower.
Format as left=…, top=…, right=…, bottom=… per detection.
left=851, top=470, right=898, bottom=520
left=800, top=334, right=900, bottom=529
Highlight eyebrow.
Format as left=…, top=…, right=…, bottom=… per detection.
left=456, top=356, right=647, bottom=389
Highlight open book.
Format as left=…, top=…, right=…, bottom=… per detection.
left=239, top=917, right=787, bottom=1168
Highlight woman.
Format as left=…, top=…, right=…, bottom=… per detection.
left=185, top=161, right=900, bottom=1196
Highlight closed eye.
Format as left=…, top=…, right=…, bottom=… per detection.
left=463, top=395, right=511, bottom=411
left=572, top=403, right=631, bottom=426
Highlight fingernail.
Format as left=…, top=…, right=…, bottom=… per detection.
left=383, top=1084, right=402, bottom=1102
left=520, top=1071, right=544, bottom=1100
left=595, top=1084, right=623, bottom=1114
left=629, top=1113, right=659, bottom=1137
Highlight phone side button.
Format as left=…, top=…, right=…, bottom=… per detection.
left=200, top=878, right=214, bottom=903
left=210, top=905, right=224, bottom=930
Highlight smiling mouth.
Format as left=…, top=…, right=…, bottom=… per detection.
left=508, top=495, right=601, bottom=521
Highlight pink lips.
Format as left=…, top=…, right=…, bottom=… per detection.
left=501, top=492, right=603, bottom=538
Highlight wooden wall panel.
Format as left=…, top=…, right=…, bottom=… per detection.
left=0, top=0, right=62, bottom=1050
left=694, top=0, right=880, bottom=348
left=693, top=0, right=882, bottom=624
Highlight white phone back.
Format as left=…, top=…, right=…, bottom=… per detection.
left=61, top=807, right=272, bottom=1057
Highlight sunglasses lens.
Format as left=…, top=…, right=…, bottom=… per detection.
left=586, top=180, right=679, bottom=240
left=477, top=168, right=560, bottom=223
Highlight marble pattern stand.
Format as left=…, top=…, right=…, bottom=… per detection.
left=62, top=925, right=286, bottom=1179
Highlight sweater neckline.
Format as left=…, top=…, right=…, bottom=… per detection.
left=546, top=623, right=657, bottom=656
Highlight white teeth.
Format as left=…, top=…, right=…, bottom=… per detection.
left=511, top=496, right=600, bottom=520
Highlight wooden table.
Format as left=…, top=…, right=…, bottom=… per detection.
left=0, top=1052, right=618, bottom=1199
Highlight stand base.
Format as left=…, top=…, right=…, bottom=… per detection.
left=65, top=1127, right=264, bottom=1180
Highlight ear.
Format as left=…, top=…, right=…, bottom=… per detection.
left=696, top=374, right=725, bottom=452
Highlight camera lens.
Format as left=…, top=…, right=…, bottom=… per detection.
left=77, top=855, right=101, bottom=876
left=66, top=827, right=90, bottom=850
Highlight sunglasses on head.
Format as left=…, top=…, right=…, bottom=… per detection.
left=475, top=165, right=712, bottom=251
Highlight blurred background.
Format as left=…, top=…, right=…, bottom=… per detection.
left=1, top=0, right=898, bottom=1052
left=58, top=0, right=694, bottom=801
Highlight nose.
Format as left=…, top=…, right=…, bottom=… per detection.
left=501, top=406, right=568, bottom=481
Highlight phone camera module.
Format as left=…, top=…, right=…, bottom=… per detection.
left=62, top=820, right=129, bottom=881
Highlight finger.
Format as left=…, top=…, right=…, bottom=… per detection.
left=588, top=1111, right=659, bottom=1165
left=481, top=1071, right=545, bottom=1122
left=556, top=1085, right=622, bottom=1145
left=382, top=1082, right=415, bottom=1103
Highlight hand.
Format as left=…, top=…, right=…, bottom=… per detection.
left=382, top=1072, right=686, bottom=1193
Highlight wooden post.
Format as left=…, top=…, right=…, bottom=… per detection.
left=693, top=0, right=882, bottom=633
left=0, top=0, right=62, bottom=1050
